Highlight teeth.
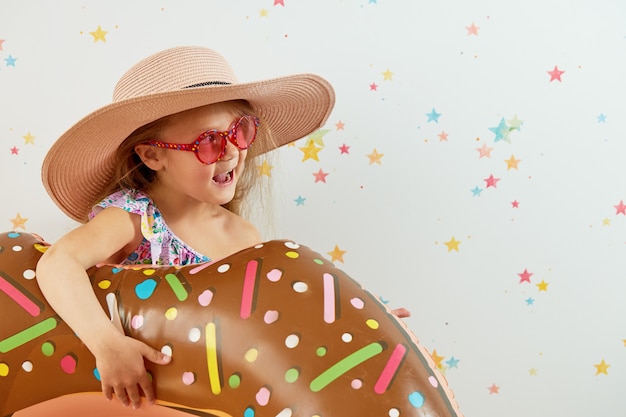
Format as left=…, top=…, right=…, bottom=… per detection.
left=213, top=170, right=233, bottom=184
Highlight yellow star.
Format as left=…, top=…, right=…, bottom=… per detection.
left=444, top=236, right=461, bottom=252
left=299, top=140, right=323, bottom=162
left=381, top=68, right=394, bottom=81
left=307, top=129, right=330, bottom=146
left=430, top=349, right=445, bottom=369
left=89, top=25, right=108, bottom=42
left=22, top=132, right=35, bottom=144
left=256, top=160, right=273, bottom=177
left=622, top=339, right=626, bottom=347
left=504, top=155, right=521, bottom=170
left=529, top=368, right=537, bottom=376
left=10, top=213, right=28, bottom=230
left=536, top=280, right=549, bottom=291
left=259, top=8, right=269, bottom=17
left=594, top=359, right=610, bottom=375
left=327, top=245, right=346, bottom=263
left=602, top=218, right=611, bottom=226
left=367, top=148, right=384, bottom=165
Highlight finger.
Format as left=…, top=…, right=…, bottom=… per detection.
left=102, top=383, right=114, bottom=401
left=126, top=384, right=143, bottom=409
left=113, top=386, right=130, bottom=407
left=139, top=374, right=156, bottom=405
left=141, top=344, right=171, bottom=365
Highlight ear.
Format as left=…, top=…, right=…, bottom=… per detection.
left=134, top=144, right=165, bottom=171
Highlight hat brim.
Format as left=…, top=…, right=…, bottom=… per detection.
left=42, top=74, right=335, bottom=223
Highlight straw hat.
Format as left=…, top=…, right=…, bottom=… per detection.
left=42, top=46, right=335, bottom=223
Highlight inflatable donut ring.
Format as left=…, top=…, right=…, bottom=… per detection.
left=0, top=232, right=463, bottom=417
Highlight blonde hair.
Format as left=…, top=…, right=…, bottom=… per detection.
left=95, top=100, right=277, bottom=221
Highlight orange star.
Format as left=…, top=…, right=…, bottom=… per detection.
left=335, top=120, right=345, bottom=130
left=327, top=245, right=346, bottom=263
left=367, top=149, right=384, bottom=165
left=10, top=213, right=28, bottom=230
left=594, top=359, right=610, bottom=375
left=430, top=349, right=445, bottom=369
left=504, top=155, right=521, bottom=170
left=488, top=383, right=500, bottom=394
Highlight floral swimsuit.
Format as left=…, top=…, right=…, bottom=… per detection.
left=88, top=189, right=211, bottom=266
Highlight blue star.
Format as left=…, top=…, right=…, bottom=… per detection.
left=470, top=186, right=483, bottom=197
left=425, top=108, right=442, bottom=123
left=294, top=195, right=306, bottom=206
left=488, top=118, right=510, bottom=142
left=525, top=297, right=535, bottom=306
left=445, top=356, right=460, bottom=368
left=597, top=113, right=607, bottom=123
left=4, top=55, right=17, bottom=67
left=369, top=0, right=378, bottom=3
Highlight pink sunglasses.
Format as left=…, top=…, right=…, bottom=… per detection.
left=146, top=115, right=259, bottom=165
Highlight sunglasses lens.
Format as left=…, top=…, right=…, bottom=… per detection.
left=235, top=116, right=257, bottom=148
left=197, top=132, right=224, bottom=164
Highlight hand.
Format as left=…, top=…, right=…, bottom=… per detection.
left=391, top=307, right=411, bottom=318
left=95, top=334, right=171, bottom=409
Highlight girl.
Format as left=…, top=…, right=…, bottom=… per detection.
left=36, top=46, right=335, bottom=409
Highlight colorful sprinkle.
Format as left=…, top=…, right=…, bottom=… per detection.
left=182, top=371, right=196, bottom=385
left=408, top=391, right=425, bottom=408
left=285, top=367, right=300, bottom=383
left=264, top=310, right=279, bottom=324
left=0, top=273, right=43, bottom=317
left=245, top=348, right=258, bottom=363
left=285, top=334, right=300, bottom=348
left=285, top=251, right=299, bottom=259
left=366, top=319, right=379, bottom=329
left=350, top=297, right=365, bottom=309
left=165, top=273, right=188, bottom=301
left=374, top=344, right=407, bottom=394
left=323, top=273, right=337, bottom=324
left=165, top=307, right=178, bottom=320
left=310, top=342, right=384, bottom=392
left=229, top=373, right=241, bottom=388
left=0, top=363, right=9, bottom=377
left=241, top=260, right=259, bottom=319
left=205, top=322, right=221, bottom=395
left=256, top=386, right=271, bottom=406
left=0, top=317, right=57, bottom=353
left=198, top=289, right=214, bottom=306
left=266, top=268, right=282, bottom=282
left=41, top=341, right=55, bottom=356
left=60, top=354, right=77, bottom=374
left=21, top=361, right=33, bottom=372
left=135, top=278, right=157, bottom=299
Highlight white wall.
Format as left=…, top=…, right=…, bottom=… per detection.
left=1, top=1, right=625, bottom=415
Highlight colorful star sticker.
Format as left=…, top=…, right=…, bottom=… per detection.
left=489, top=118, right=511, bottom=142
left=0, top=39, right=4, bottom=51
left=518, top=269, right=533, bottom=283
left=466, top=22, right=480, bottom=35
left=511, top=200, right=520, bottom=208
left=430, top=350, right=445, bottom=369
left=525, top=297, right=535, bottom=305
left=381, top=69, right=394, bottom=80
left=274, top=0, right=285, bottom=5
left=259, top=8, right=269, bottom=17
left=476, top=143, right=493, bottom=158
left=484, top=174, right=500, bottom=188
left=307, top=129, right=330, bottom=146
left=313, top=169, right=329, bottom=183
left=89, top=25, right=108, bottom=42
left=339, top=144, right=350, bottom=154
left=10, top=213, right=28, bottom=230
left=22, top=132, right=35, bottom=144
left=529, top=368, right=537, bottom=376
left=294, top=195, right=306, bottom=206
left=299, top=140, right=323, bottom=162
left=507, top=115, right=523, bottom=131
left=594, top=359, right=610, bottom=375
left=335, top=120, right=345, bottom=130
left=10, top=146, right=19, bottom=155
left=4, top=55, right=17, bottom=67
left=445, top=357, right=460, bottom=368
left=488, top=383, right=500, bottom=394
left=256, top=160, right=273, bottom=177
left=614, top=200, right=626, bottom=215
left=444, top=236, right=461, bottom=252
left=602, top=218, right=611, bottom=226
left=367, top=149, right=384, bottom=165
left=470, top=186, right=483, bottom=197
left=536, top=280, right=549, bottom=291
left=438, top=131, right=449, bottom=142
left=426, top=108, right=442, bottom=123
left=597, top=113, right=607, bottom=123
left=547, top=65, right=565, bottom=82
left=504, top=155, right=521, bottom=170
left=327, top=245, right=346, bottom=263
left=369, top=82, right=378, bottom=91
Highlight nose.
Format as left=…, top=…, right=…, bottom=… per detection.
left=220, top=138, right=239, bottom=161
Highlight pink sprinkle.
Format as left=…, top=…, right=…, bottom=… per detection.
left=60, top=355, right=77, bottom=374
left=256, top=386, right=271, bottom=406
left=350, top=297, right=365, bottom=309
left=131, top=315, right=144, bottom=329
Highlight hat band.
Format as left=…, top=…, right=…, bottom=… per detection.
left=185, top=81, right=232, bottom=88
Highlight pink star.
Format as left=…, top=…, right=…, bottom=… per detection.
left=313, top=169, right=329, bottom=183
left=488, top=383, right=500, bottom=394
left=476, top=143, right=493, bottom=158
left=614, top=200, right=626, bottom=215
left=10, top=146, right=19, bottom=155
left=518, top=268, right=533, bottom=284
left=511, top=200, right=519, bottom=208
left=466, top=22, right=480, bottom=36
left=547, top=65, right=565, bottom=82
left=339, top=144, right=350, bottom=154
left=0, top=39, right=4, bottom=51
left=484, top=174, right=500, bottom=188
left=438, top=131, right=449, bottom=142
left=335, top=120, right=345, bottom=130
left=274, top=0, right=285, bottom=5
left=369, top=82, right=378, bottom=91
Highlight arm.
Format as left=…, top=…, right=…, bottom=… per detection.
left=36, top=207, right=171, bottom=408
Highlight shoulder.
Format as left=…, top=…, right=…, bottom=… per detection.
left=89, top=189, right=153, bottom=219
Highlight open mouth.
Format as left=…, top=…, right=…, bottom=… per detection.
left=212, top=169, right=234, bottom=185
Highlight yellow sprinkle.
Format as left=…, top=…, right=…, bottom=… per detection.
left=285, top=251, right=299, bottom=259
left=366, top=319, right=379, bottom=329
left=97, top=280, right=111, bottom=290
left=245, top=348, right=259, bottom=363
left=165, top=307, right=178, bottom=320
left=142, top=269, right=156, bottom=276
